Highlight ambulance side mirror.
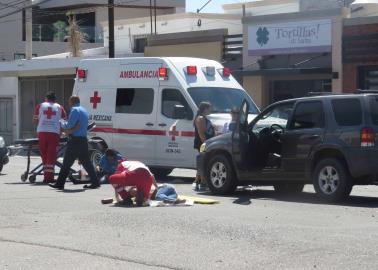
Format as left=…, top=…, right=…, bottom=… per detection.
left=173, top=105, right=186, bottom=119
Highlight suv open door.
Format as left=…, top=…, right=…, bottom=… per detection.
left=232, top=100, right=249, bottom=170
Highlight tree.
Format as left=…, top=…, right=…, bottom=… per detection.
left=66, top=12, right=85, bottom=57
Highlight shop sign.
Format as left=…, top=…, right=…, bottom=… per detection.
left=248, top=19, right=332, bottom=56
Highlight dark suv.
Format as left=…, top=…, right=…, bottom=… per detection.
left=197, top=93, right=378, bottom=202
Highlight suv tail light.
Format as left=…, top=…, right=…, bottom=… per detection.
left=361, top=127, right=375, bottom=147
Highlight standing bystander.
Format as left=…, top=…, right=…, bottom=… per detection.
left=49, top=96, right=99, bottom=190
left=33, top=91, right=66, bottom=183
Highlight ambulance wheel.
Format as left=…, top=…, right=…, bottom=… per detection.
left=90, top=148, right=103, bottom=169
left=150, top=168, right=173, bottom=178
left=21, top=172, right=28, bottom=182
left=29, top=175, right=36, bottom=183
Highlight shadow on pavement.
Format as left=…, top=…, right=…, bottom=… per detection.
left=155, top=175, right=195, bottom=184
left=4, top=182, right=29, bottom=185
left=62, top=189, right=86, bottom=193
left=199, top=188, right=378, bottom=208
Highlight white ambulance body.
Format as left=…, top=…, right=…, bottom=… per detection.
left=73, top=57, right=259, bottom=175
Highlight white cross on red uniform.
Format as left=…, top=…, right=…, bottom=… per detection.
left=169, top=126, right=179, bottom=141
left=90, top=91, right=101, bottom=109
left=43, top=107, right=56, bottom=119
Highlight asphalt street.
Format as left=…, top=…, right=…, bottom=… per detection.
left=0, top=156, right=378, bottom=270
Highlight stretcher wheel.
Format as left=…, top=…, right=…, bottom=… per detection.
left=29, top=175, right=36, bottom=183
left=21, top=172, right=28, bottom=182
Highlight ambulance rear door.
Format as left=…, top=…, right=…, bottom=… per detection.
left=112, top=62, right=161, bottom=165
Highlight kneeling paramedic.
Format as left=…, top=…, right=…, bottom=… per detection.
left=49, top=96, right=99, bottom=190
left=96, top=149, right=124, bottom=184
left=109, top=160, right=157, bottom=206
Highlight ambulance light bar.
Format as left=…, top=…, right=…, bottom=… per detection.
left=159, top=67, right=168, bottom=80
left=186, top=66, right=197, bottom=75
left=77, top=69, right=87, bottom=82
left=203, top=66, right=215, bottom=76
left=218, top=67, right=231, bottom=77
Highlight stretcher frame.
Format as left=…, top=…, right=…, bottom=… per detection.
left=9, top=122, right=98, bottom=184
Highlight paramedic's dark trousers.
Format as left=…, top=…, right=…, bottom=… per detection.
left=56, top=137, right=98, bottom=186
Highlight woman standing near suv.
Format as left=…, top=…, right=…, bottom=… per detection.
left=193, top=102, right=215, bottom=191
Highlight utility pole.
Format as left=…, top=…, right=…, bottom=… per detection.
left=25, top=0, right=32, bottom=60
left=154, top=0, right=157, bottom=34
left=150, top=0, right=153, bottom=34
left=108, top=0, right=115, bottom=58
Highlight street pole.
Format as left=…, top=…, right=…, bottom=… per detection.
left=25, top=0, right=32, bottom=60
left=150, top=0, right=153, bottom=34
left=154, top=0, right=156, bottom=35
left=108, top=0, right=115, bottom=58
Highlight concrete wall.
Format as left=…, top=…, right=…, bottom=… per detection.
left=103, top=14, right=241, bottom=54
left=243, top=76, right=265, bottom=108
left=145, top=41, right=223, bottom=62
left=0, top=77, right=19, bottom=140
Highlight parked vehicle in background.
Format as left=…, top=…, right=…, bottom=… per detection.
left=0, top=136, right=9, bottom=173
left=197, top=92, right=378, bottom=202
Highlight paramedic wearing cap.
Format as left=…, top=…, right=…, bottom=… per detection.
left=49, top=96, right=99, bottom=190
left=33, top=92, right=67, bottom=183
left=109, top=160, right=157, bottom=206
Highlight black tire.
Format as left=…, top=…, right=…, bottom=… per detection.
left=312, top=158, right=353, bottom=203
left=21, top=172, right=27, bottom=182
left=0, top=161, right=3, bottom=173
left=206, top=154, right=237, bottom=195
left=150, top=168, right=173, bottom=178
left=274, top=183, right=304, bottom=194
left=29, top=175, right=36, bottom=183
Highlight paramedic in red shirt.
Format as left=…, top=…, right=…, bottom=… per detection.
left=33, top=92, right=66, bottom=183
left=109, top=160, right=158, bottom=206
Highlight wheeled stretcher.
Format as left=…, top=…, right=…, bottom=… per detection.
left=9, top=122, right=99, bottom=184
left=10, top=137, right=80, bottom=183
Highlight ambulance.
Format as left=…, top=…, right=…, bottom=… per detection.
left=73, top=57, right=259, bottom=176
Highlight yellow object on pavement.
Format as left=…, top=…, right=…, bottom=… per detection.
left=178, top=195, right=220, bottom=204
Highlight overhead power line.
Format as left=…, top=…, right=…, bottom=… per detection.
left=0, top=0, right=56, bottom=20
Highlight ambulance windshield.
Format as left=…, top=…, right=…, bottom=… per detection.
left=188, top=87, right=259, bottom=114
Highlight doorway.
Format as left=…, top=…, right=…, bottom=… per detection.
left=0, top=98, right=14, bottom=145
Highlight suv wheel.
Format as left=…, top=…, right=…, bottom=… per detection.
left=0, top=161, right=3, bottom=173
left=313, top=158, right=353, bottom=203
left=206, top=154, right=237, bottom=195
left=274, top=183, right=304, bottom=194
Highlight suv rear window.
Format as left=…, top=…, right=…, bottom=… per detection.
left=369, top=96, right=378, bottom=125
left=291, top=101, right=324, bottom=129
left=331, top=99, right=362, bottom=126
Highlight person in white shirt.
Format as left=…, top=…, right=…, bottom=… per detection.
left=33, top=92, right=66, bottom=183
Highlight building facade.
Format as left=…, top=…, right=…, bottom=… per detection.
left=0, top=0, right=184, bottom=61
left=241, top=9, right=344, bottom=108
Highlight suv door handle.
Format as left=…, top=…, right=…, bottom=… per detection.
left=145, top=122, right=154, bottom=127
left=158, top=123, right=167, bottom=127
left=304, top=134, right=320, bottom=139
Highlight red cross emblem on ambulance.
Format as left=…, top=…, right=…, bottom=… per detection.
left=169, top=125, right=179, bottom=141
left=43, top=107, right=56, bottom=119
left=90, top=91, right=101, bottom=109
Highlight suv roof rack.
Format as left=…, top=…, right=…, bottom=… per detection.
left=307, top=92, right=335, bottom=97
left=354, top=89, right=378, bottom=94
